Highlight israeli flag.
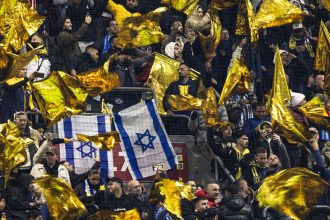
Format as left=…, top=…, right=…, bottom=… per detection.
left=58, top=115, right=116, bottom=178
left=114, top=100, right=177, bottom=179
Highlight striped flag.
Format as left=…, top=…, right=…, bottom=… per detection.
left=58, top=115, right=116, bottom=178
left=114, top=100, right=177, bottom=179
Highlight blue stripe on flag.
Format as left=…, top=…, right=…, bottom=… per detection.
left=114, top=113, right=143, bottom=179
left=97, top=116, right=108, bottom=178
left=63, top=118, right=75, bottom=167
left=145, top=100, right=176, bottom=168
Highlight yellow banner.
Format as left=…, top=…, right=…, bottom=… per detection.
left=76, top=132, right=121, bottom=151
left=314, top=20, right=330, bottom=72
left=161, top=0, right=199, bottom=15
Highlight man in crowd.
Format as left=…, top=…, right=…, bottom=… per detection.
left=127, top=180, right=151, bottom=219
left=101, top=19, right=119, bottom=54
left=205, top=182, right=221, bottom=208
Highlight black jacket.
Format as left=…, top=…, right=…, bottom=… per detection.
left=69, top=161, right=101, bottom=188
left=218, top=194, right=254, bottom=220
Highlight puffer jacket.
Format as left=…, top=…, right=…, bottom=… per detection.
left=218, top=194, right=254, bottom=220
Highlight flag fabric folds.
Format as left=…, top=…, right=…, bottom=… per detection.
left=161, top=0, right=199, bottom=15
left=76, top=55, right=120, bottom=96
left=58, top=115, right=115, bottom=178
left=33, top=176, right=87, bottom=220
left=113, top=100, right=178, bottom=179
left=256, top=168, right=329, bottom=220
left=76, top=132, right=121, bottom=151
left=270, top=47, right=309, bottom=144
left=314, top=20, right=330, bottom=72
left=87, top=209, right=141, bottom=220
left=32, top=71, right=88, bottom=127
left=147, top=53, right=199, bottom=114
left=0, top=0, right=45, bottom=51
left=218, top=58, right=250, bottom=105
left=167, top=94, right=204, bottom=111
left=235, top=0, right=256, bottom=41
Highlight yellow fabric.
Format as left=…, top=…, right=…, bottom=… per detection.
left=252, top=0, right=305, bottom=40
left=218, top=58, right=250, bottom=105
left=161, top=0, right=199, bottom=15
left=322, top=0, right=330, bottom=11
left=167, top=94, right=204, bottom=111
left=76, top=54, right=120, bottom=96
left=314, top=20, right=330, bottom=72
left=210, top=0, right=240, bottom=10
left=31, top=71, right=88, bottom=127
left=147, top=53, right=200, bottom=114
left=179, top=85, right=189, bottom=96
left=199, top=9, right=222, bottom=60
left=256, top=168, right=329, bottom=220
left=235, top=0, right=256, bottom=41
left=76, top=132, right=121, bottom=151
left=270, top=48, right=309, bottom=144
left=87, top=209, right=141, bottom=220
left=33, top=176, right=87, bottom=220
left=0, top=0, right=45, bottom=51
left=299, top=96, right=330, bottom=131
left=5, top=77, right=25, bottom=86
left=232, top=147, right=250, bottom=179
left=325, top=52, right=330, bottom=97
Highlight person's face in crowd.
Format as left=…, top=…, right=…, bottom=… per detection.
left=293, top=28, right=304, bottom=38
left=254, top=106, right=267, bottom=120
left=206, top=183, right=220, bottom=199
left=30, top=34, right=44, bottom=47
left=14, top=114, right=28, bottom=130
left=315, top=75, right=325, bottom=90
left=195, top=199, right=209, bottom=212
left=88, top=48, right=99, bottom=63
left=63, top=19, right=73, bottom=31
left=63, top=161, right=74, bottom=172
left=237, top=179, right=249, bottom=198
left=108, top=181, right=121, bottom=193
left=107, top=20, right=118, bottom=35
left=185, top=28, right=196, bottom=42
left=236, top=135, right=249, bottom=148
left=45, top=152, right=57, bottom=166
left=37, top=128, right=45, bottom=137
left=174, top=43, right=182, bottom=58
left=178, top=64, right=190, bottom=79
left=222, top=126, right=232, bottom=138
left=268, top=154, right=280, bottom=167
left=88, top=173, right=100, bottom=186
left=187, top=180, right=197, bottom=192
left=255, top=152, right=268, bottom=167
left=128, top=180, right=142, bottom=196
left=196, top=6, right=204, bottom=18
left=17, top=67, right=27, bottom=78
left=281, top=52, right=291, bottom=66
left=171, top=21, right=183, bottom=34
left=221, top=29, right=230, bottom=41
left=126, top=0, right=138, bottom=9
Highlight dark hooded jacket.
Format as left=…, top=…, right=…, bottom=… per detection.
left=217, top=194, right=254, bottom=220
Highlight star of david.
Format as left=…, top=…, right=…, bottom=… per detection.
left=76, top=142, right=96, bottom=158
left=134, top=129, right=156, bottom=153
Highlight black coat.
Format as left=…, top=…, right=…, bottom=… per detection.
left=69, top=161, right=101, bottom=188
left=218, top=194, right=254, bottom=220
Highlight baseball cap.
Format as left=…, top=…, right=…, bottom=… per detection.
left=46, top=146, right=57, bottom=155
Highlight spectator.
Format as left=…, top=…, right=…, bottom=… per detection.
left=124, top=0, right=143, bottom=13
left=71, top=44, right=99, bottom=75
left=217, top=184, right=254, bottom=220
left=205, top=182, right=221, bottom=208
left=306, top=73, right=325, bottom=100
left=163, top=63, right=200, bottom=115
left=101, top=19, right=119, bottom=54
left=161, top=17, right=185, bottom=54
left=94, top=177, right=140, bottom=212
left=127, top=180, right=152, bottom=219
left=186, top=180, right=197, bottom=193
left=164, top=42, right=183, bottom=61
left=56, top=15, right=92, bottom=71
left=185, top=4, right=210, bottom=33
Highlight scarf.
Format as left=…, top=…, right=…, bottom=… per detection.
left=102, top=33, right=111, bottom=54
left=289, top=35, right=315, bottom=58
left=82, top=179, right=105, bottom=197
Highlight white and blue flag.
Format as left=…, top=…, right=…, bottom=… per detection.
left=114, top=99, right=177, bottom=179
left=58, top=115, right=116, bottom=178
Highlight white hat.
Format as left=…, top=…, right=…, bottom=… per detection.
left=292, top=23, right=304, bottom=30
left=290, top=92, right=305, bottom=107
left=273, top=50, right=289, bottom=64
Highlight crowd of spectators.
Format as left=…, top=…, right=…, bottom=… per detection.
left=0, top=0, right=329, bottom=219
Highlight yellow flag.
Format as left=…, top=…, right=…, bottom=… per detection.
left=270, top=48, right=309, bottom=144
left=271, top=47, right=291, bottom=105
left=161, top=0, right=199, bottom=15
left=235, top=0, right=257, bottom=41
left=167, top=94, right=204, bottom=111
left=0, top=46, right=9, bottom=69
left=315, top=20, right=330, bottom=72
left=147, top=53, right=199, bottom=114
left=199, top=9, right=222, bottom=60
left=0, top=0, right=45, bottom=51
left=117, top=7, right=167, bottom=48
left=76, top=132, right=121, bottom=151
left=0, top=121, right=33, bottom=187
left=218, top=58, right=250, bottom=105
left=31, top=71, right=88, bottom=127
left=325, top=52, right=330, bottom=97
left=252, top=0, right=305, bottom=40
left=33, top=176, right=87, bottom=220
left=202, top=87, right=220, bottom=127
left=210, top=0, right=240, bottom=10
left=87, top=209, right=141, bottom=220
left=156, top=179, right=196, bottom=219
left=257, top=168, right=329, bottom=220
left=321, top=0, right=330, bottom=11
left=106, top=0, right=137, bottom=28
left=299, top=96, right=330, bottom=131
left=76, top=54, right=120, bottom=96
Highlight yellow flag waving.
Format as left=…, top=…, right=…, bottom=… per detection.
left=218, top=58, right=250, bottom=105
left=235, top=0, right=257, bottom=41
left=32, top=71, right=88, bottom=127
left=257, top=168, right=329, bottom=220
left=33, top=176, right=87, bottom=220
left=87, top=209, right=141, bottom=220
left=76, top=132, right=121, bottom=151
left=161, top=0, right=199, bottom=15
left=210, top=0, right=240, bottom=10
left=315, top=20, right=330, bottom=72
